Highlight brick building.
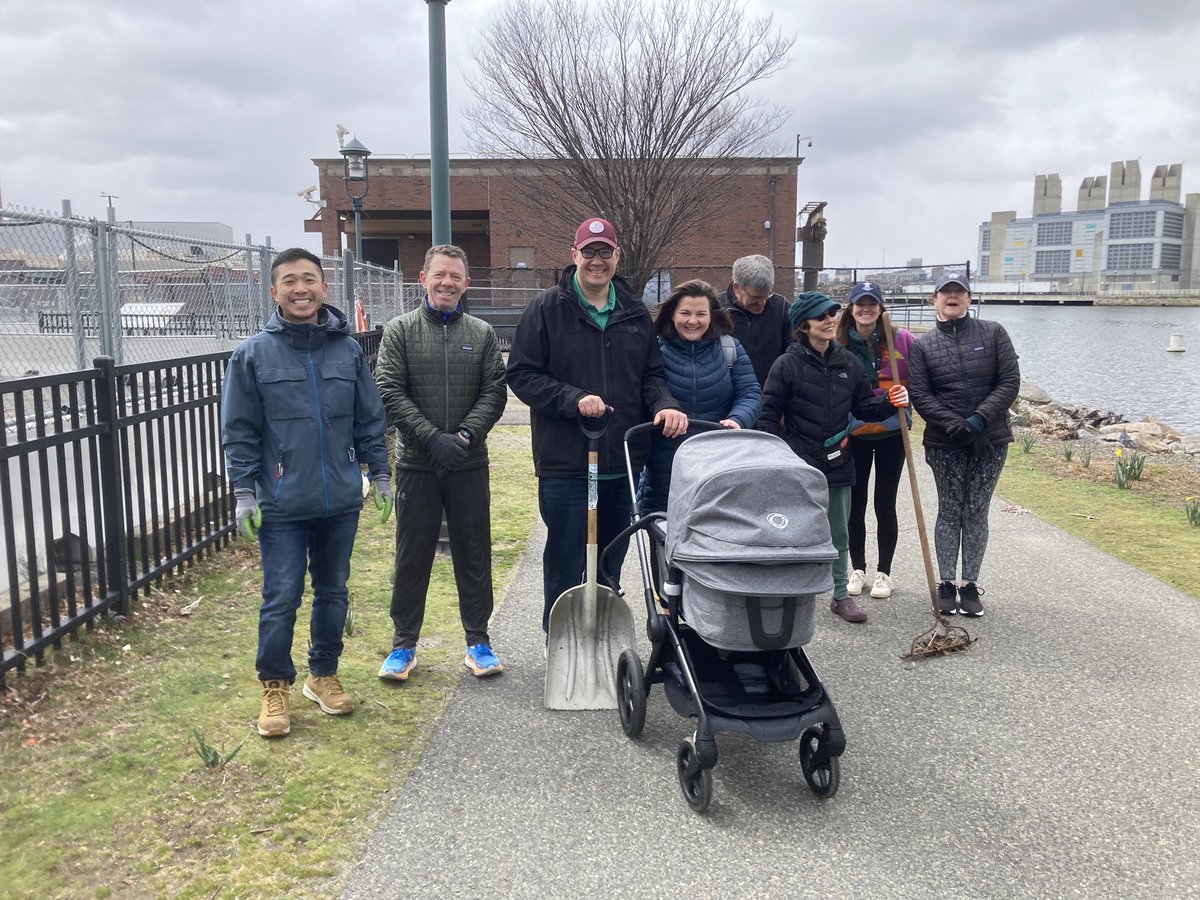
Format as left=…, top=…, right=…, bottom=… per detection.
left=305, top=156, right=801, bottom=299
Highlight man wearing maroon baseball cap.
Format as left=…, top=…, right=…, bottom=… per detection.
left=508, top=216, right=686, bottom=634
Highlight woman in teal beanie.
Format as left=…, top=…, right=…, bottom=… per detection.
left=757, top=291, right=908, bottom=624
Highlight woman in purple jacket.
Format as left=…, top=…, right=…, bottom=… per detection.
left=836, top=281, right=915, bottom=601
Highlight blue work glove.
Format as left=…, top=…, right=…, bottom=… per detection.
left=373, top=474, right=393, bottom=524
left=234, top=488, right=262, bottom=540
left=425, top=432, right=469, bottom=476
left=965, top=414, right=985, bottom=432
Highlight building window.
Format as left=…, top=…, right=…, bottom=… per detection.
left=980, top=230, right=991, bottom=251
left=1035, top=249, right=1071, bottom=274
left=1036, top=221, right=1072, bottom=245
left=979, top=256, right=989, bottom=277
left=1159, top=244, right=1182, bottom=270
left=1108, top=210, right=1156, bottom=240
left=1162, top=212, right=1184, bottom=239
left=1106, top=243, right=1154, bottom=270
left=508, top=247, right=535, bottom=268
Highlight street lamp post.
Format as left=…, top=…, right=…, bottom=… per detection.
left=340, top=137, right=372, bottom=261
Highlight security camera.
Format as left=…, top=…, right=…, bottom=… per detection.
left=297, top=186, right=318, bottom=201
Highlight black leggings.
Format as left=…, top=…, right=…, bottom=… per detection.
left=848, top=434, right=906, bottom=573
left=925, top=444, right=1008, bottom=583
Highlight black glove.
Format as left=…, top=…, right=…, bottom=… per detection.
left=948, top=414, right=986, bottom=448
left=425, top=432, right=469, bottom=476
left=946, top=421, right=975, bottom=445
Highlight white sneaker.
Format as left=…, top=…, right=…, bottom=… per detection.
left=870, top=572, right=894, bottom=599
left=847, top=569, right=867, bottom=596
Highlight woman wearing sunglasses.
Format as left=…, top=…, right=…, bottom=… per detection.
left=758, top=292, right=909, bottom=624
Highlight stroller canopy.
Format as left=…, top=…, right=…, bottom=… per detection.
left=665, top=430, right=835, bottom=596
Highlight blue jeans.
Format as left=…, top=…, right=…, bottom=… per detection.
left=538, top=476, right=632, bottom=633
left=255, top=510, right=360, bottom=682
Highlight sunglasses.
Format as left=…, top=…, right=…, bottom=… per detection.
left=578, top=246, right=615, bottom=259
left=812, top=309, right=838, bottom=321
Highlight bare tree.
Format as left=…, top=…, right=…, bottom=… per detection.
left=465, top=0, right=794, bottom=294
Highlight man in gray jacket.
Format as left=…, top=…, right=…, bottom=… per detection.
left=374, top=245, right=508, bottom=681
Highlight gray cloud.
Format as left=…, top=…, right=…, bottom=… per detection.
left=2, top=0, right=1196, bottom=267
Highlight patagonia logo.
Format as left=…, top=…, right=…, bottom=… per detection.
left=837, top=372, right=848, bottom=379
left=461, top=344, right=474, bottom=351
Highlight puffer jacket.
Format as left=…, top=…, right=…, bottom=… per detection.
left=507, top=266, right=680, bottom=477
left=722, top=283, right=793, bottom=386
left=908, top=315, right=1020, bottom=449
left=658, top=334, right=762, bottom=427
left=637, top=334, right=763, bottom=513
left=221, top=305, right=389, bottom=521
left=757, top=340, right=893, bottom=487
left=375, top=302, right=507, bottom=471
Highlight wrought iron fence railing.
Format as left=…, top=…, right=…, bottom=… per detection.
left=1, top=333, right=379, bottom=684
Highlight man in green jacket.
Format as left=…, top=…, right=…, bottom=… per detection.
left=374, top=245, right=508, bottom=680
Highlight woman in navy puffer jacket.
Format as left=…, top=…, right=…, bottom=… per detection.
left=638, top=279, right=762, bottom=514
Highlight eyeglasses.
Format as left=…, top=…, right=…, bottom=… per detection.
left=813, top=309, right=838, bottom=321
left=578, top=246, right=615, bottom=259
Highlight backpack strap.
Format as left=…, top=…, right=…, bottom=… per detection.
left=720, top=334, right=735, bottom=368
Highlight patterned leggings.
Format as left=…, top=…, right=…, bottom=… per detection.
left=924, top=444, right=1008, bottom=583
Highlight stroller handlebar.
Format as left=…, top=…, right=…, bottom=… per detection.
left=622, top=419, right=725, bottom=444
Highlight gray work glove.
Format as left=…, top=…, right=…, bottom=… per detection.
left=234, top=488, right=262, bottom=540
left=425, top=432, right=469, bottom=476
left=372, top=474, right=393, bottom=524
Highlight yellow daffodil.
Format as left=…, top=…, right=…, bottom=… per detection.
left=1115, top=448, right=1124, bottom=457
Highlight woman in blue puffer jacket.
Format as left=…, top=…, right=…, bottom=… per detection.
left=638, top=279, right=762, bottom=514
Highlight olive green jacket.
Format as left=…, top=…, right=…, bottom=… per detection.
left=374, top=303, right=507, bottom=471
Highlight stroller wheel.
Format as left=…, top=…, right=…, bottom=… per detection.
left=616, top=648, right=646, bottom=739
left=799, top=727, right=841, bottom=799
left=676, top=736, right=714, bottom=813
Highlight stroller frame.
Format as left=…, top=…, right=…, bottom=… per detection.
left=604, top=422, right=846, bottom=813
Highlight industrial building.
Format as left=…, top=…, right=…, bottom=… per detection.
left=978, top=161, right=1200, bottom=292
left=304, top=155, right=800, bottom=297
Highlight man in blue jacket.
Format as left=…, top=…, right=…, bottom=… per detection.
left=221, top=248, right=392, bottom=739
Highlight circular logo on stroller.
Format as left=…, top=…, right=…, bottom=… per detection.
left=767, top=513, right=789, bottom=528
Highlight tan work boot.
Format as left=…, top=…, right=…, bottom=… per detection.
left=258, top=679, right=292, bottom=737
left=302, top=673, right=354, bottom=715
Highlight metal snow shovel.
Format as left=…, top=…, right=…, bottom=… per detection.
left=881, top=319, right=974, bottom=659
left=544, top=413, right=635, bottom=710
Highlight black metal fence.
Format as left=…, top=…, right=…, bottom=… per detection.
left=1, top=332, right=379, bottom=684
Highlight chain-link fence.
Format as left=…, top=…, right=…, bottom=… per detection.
left=0, top=204, right=422, bottom=381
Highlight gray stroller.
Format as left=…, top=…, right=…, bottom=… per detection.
left=606, top=424, right=846, bottom=812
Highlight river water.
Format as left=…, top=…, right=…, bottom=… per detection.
left=970, top=304, right=1200, bottom=434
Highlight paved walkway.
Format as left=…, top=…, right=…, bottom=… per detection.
left=343, top=426, right=1200, bottom=899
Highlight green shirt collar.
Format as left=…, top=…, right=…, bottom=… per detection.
left=573, top=271, right=617, bottom=330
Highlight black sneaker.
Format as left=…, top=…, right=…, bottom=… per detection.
left=958, top=583, right=985, bottom=617
left=937, top=582, right=958, bottom=615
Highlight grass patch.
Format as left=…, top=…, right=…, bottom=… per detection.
left=997, top=440, right=1200, bottom=598
left=0, top=426, right=537, bottom=898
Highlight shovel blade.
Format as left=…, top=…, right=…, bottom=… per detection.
left=544, top=586, right=635, bottom=710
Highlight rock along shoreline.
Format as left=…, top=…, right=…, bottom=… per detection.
left=1012, top=381, right=1200, bottom=457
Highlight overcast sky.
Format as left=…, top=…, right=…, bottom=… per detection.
left=3, top=0, right=1196, bottom=273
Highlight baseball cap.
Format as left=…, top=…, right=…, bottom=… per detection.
left=848, top=281, right=884, bottom=304
left=574, top=217, right=618, bottom=249
left=934, top=272, right=971, bottom=293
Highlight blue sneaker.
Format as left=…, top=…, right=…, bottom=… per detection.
left=464, top=643, right=504, bottom=677
left=379, top=647, right=416, bottom=681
